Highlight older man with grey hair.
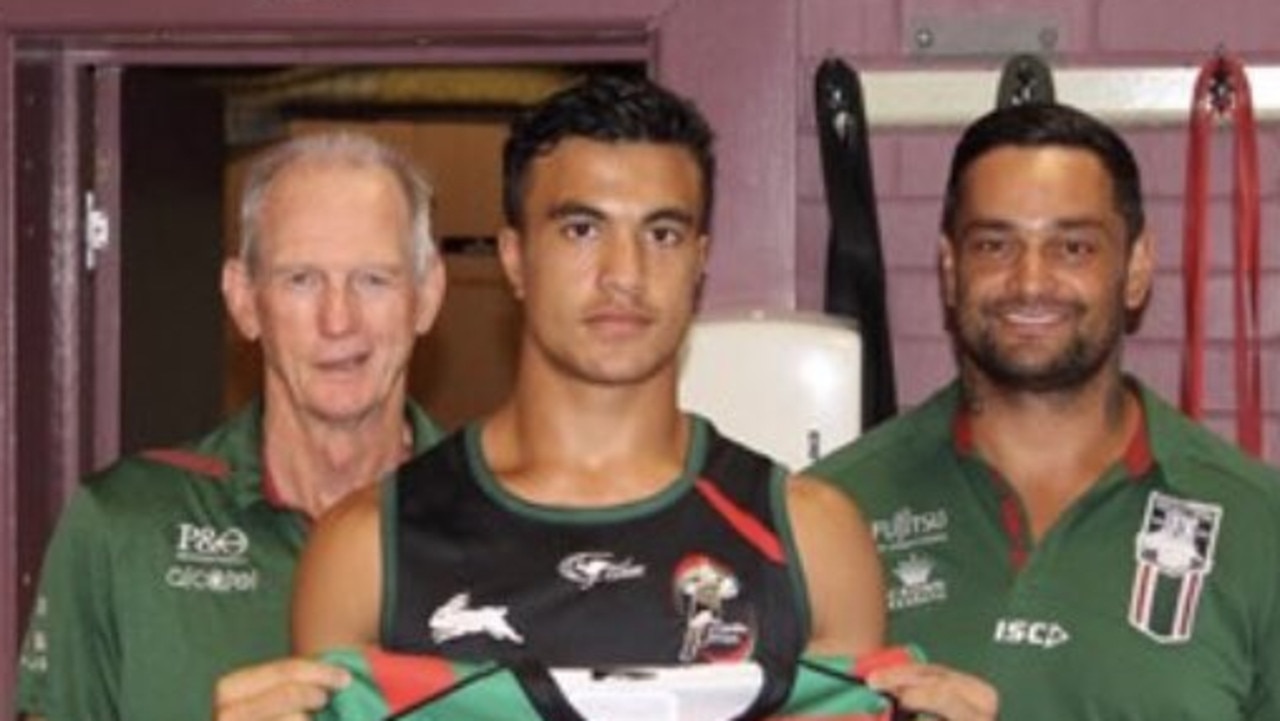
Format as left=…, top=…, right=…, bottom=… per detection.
left=18, top=131, right=447, bottom=721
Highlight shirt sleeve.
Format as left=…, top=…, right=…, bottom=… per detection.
left=15, top=588, right=50, bottom=713
left=1246, top=587, right=1280, bottom=717
left=1245, top=488, right=1280, bottom=720
left=16, top=488, right=122, bottom=721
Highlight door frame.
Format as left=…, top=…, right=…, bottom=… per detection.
left=0, top=0, right=799, bottom=711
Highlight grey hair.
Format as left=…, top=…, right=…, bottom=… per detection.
left=238, top=131, right=437, bottom=277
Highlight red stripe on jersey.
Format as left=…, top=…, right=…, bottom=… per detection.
left=1122, top=402, right=1155, bottom=479
left=260, top=460, right=288, bottom=511
left=952, top=407, right=975, bottom=454
left=851, top=645, right=916, bottom=678
left=1131, top=564, right=1153, bottom=625
left=366, top=647, right=458, bottom=715
left=695, top=479, right=785, bottom=564
left=769, top=713, right=887, bottom=721
left=1178, top=573, right=1203, bottom=638
left=998, top=494, right=1028, bottom=571
left=140, top=448, right=229, bottom=479
left=955, top=411, right=1031, bottom=572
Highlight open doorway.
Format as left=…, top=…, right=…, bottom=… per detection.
left=120, top=63, right=642, bottom=452
left=2, top=7, right=801, bottom=709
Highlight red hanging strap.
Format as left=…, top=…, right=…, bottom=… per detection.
left=1181, top=53, right=1264, bottom=457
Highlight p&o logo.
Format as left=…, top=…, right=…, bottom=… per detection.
left=166, top=522, right=258, bottom=593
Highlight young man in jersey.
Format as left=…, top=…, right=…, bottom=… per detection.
left=808, top=103, right=1280, bottom=719
left=17, top=132, right=447, bottom=721
left=292, top=75, right=996, bottom=721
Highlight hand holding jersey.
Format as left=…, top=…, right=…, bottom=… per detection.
left=866, top=663, right=998, bottom=721
left=313, top=646, right=925, bottom=721
left=213, top=658, right=351, bottom=721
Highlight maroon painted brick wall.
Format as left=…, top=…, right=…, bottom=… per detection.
left=796, top=0, right=1280, bottom=462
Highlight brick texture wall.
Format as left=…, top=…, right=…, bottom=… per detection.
left=795, top=0, right=1280, bottom=463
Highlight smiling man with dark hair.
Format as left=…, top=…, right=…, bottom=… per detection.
left=810, top=102, right=1280, bottom=721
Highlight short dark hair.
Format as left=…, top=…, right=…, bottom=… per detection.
left=502, top=74, right=716, bottom=230
left=940, top=103, right=1145, bottom=243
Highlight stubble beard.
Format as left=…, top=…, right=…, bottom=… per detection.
left=954, top=294, right=1125, bottom=396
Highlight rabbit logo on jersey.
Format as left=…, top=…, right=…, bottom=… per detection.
left=673, top=554, right=753, bottom=662
left=429, top=592, right=525, bottom=645
left=1129, top=492, right=1222, bottom=643
left=166, top=522, right=259, bottom=593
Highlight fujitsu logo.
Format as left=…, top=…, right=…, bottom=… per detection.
left=871, top=506, right=949, bottom=551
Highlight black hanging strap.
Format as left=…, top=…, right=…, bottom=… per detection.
left=814, top=57, right=897, bottom=429
left=995, top=53, right=1056, bottom=108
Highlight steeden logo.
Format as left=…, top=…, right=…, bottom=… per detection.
left=558, top=551, right=646, bottom=590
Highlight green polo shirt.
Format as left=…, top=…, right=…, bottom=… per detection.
left=16, top=402, right=441, bottom=721
left=807, top=380, right=1280, bottom=720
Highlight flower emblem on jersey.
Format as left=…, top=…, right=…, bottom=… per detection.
left=429, top=592, right=525, bottom=645
left=893, top=554, right=933, bottom=586
left=887, top=553, right=947, bottom=611
left=558, top=551, right=646, bottom=590
left=1129, top=492, right=1223, bottom=644
left=673, top=554, right=753, bottom=662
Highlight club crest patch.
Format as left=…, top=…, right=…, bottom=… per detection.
left=672, top=554, right=754, bottom=662
left=1128, top=491, right=1223, bottom=643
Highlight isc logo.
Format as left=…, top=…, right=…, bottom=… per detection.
left=993, top=618, right=1070, bottom=649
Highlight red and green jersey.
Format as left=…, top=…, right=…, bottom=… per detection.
left=382, top=418, right=806, bottom=673
left=315, top=645, right=921, bottom=720
left=808, top=380, right=1280, bottom=721
left=15, top=402, right=441, bottom=721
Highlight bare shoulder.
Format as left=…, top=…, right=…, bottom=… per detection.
left=785, top=473, right=867, bottom=526
left=302, top=480, right=383, bottom=576
left=291, top=481, right=385, bottom=654
left=784, top=473, right=876, bottom=562
left=299, top=481, right=382, bottom=569
left=784, top=473, right=885, bottom=655
left=315, top=481, right=381, bottom=534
